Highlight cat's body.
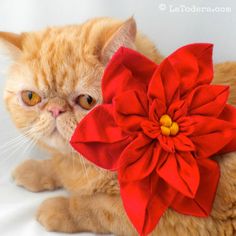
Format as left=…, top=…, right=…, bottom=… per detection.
left=1, top=17, right=236, bottom=236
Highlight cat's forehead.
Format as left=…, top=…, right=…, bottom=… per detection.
left=23, top=26, right=100, bottom=66
left=19, top=28, right=103, bottom=96
left=25, top=59, right=103, bottom=97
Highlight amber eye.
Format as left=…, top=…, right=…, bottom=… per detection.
left=75, top=94, right=96, bottom=110
left=21, top=90, right=41, bottom=106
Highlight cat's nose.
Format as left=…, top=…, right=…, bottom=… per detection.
left=47, top=106, right=66, bottom=118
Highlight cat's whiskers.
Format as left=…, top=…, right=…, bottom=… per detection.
left=0, top=137, right=32, bottom=164
left=21, top=133, right=41, bottom=156
left=0, top=129, right=41, bottom=164
left=0, top=132, right=41, bottom=171
left=82, top=158, right=89, bottom=180
left=5, top=89, right=16, bottom=94
left=0, top=124, right=44, bottom=162
left=0, top=128, right=36, bottom=150
left=0, top=124, right=41, bottom=151
left=78, top=155, right=89, bottom=180
left=71, top=151, right=76, bottom=174
left=0, top=133, right=33, bottom=155
left=70, top=146, right=106, bottom=179
left=97, top=167, right=106, bottom=178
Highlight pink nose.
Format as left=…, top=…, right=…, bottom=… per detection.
left=48, top=106, right=66, bottom=118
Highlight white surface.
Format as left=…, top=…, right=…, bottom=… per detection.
left=0, top=178, right=85, bottom=236
left=0, top=0, right=236, bottom=236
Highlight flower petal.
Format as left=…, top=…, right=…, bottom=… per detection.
left=218, top=104, right=236, bottom=154
left=171, top=159, right=219, bottom=217
left=192, top=132, right=234, bottom=159
left=70, top=104, right=132, bottom=170
left=141, top=120, right=161, bottom=139
left=157, top=152, right=200, bottom=198
left=148, top=58, right=180, bottom=106
left=119, top=173, right=176, bottom=236
left=142, top=175, right=177, bottom=235
left=119, top=177, right=150, bottom=235
left=102, top=47, right=157, bottom=103
left=190, top=115, right=235, bottom=136
left=173, top=134, right=195, bottom=152
left=187, top=85, right=229, bottom=117
left=168, top=99, right=187, bottom=121
left=167, top=43, right=213, bottom=96
left=113, top=90, right=149, bottom=133
left=149, top=98, right=167, bottom=122
left=118, top=133, right=155, bottom=181
left=158, top=136, right=175, bottom=153
left=189, top=115, right=235, bottom=158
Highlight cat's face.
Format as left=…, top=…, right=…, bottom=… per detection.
left=4, top=47, right=103, bottom=154
left=1, top=18, right=137, bottom=154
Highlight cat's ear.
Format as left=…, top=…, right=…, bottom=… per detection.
left=0, top=32, right=23, bottom=60
left=101, top=17, right=137, bottom=65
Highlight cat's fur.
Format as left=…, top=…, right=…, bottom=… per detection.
left=1, top=17, right=236, bottom=236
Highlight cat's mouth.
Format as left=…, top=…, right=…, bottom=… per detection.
left=50, top=127, right=58, bottom=135
left=49, top=125, right=71, bottom=142
left=46, top=115, right=77, bottom=142
left=50, top=125, right=63, bottom=137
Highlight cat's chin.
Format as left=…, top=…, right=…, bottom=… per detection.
left=42, top=129, right=71, bottom=154
left=49, top=128, right=59, bottom=137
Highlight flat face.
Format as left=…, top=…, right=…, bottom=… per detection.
left=4, top=26, right=105, bottom=154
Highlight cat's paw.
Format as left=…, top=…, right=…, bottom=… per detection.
left=37, top=197, right=78, bottom=232
left=12, top=159, right=61, bottom=192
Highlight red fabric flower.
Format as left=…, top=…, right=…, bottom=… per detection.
left=70, top=44, right=236, bottom=236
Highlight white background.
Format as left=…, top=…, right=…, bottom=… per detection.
left=0, top=0, right=235, bottom=236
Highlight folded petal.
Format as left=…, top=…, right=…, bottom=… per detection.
left=119, top=177, right=150, bottom=235
left=173, top=134, right=195, bottom=152
left=158, top=136, right=175, bottom=153
left=168, top=99, right=187, bottom=121
left=148, top=59, right=180, bottom=106
left=149, top=98, right=166, bottom=122
left=189, top=115, right=235, bottom=158
left=167, top=43, right=213, bottom=96
left=192, top=131, right=234, bottom=159
left=219, top=104, right=236, bottom=121
left=171, top=159, right=219, bottom=217
left=178, top=116, right=195, bottom=136
left=141, top=120, right=161, bottom=139
left=118, top=133, right=155, bottom=181
left=190, top=115, right=235, bottom=137
left=70, top=104, right=132, bottom=170
left=113, top=90, right=149, bottom=133
left=187, top=85, right=229, bottom=117
left=157, top=152, right=200, bottom=198
left=119, top=173, right=176, bottom=236
left=142, top=174, right=177, bottom=236
left=218, top=104, right=236, bottom=154
left=102, top=47, right=157, bottom=103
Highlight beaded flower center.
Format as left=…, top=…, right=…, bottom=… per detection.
left=159, top=114, right=179, bottom=136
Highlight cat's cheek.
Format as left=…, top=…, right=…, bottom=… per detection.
left=73, top=104, right=101, bottom=124
left=72, top=107, right=89, bottom=123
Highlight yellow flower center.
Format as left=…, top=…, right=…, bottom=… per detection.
left=160, top=114, right=179, bottom=136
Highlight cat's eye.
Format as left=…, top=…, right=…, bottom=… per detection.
left=75, top=94, right=96, bottom=110
left=21, top=90, right=42, bottom=106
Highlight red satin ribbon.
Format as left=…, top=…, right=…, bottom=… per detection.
left=70, top=44, right=236, bottom=236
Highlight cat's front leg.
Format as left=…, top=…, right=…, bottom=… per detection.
left=12, top=159, right=62, bottom=192
left=37, top=194, right=136, bottom=235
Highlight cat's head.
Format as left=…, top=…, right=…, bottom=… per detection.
left=1, top=17, right=159, bottom=154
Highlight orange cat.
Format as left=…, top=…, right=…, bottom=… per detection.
left=1, top=17, right=236, bottom=235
